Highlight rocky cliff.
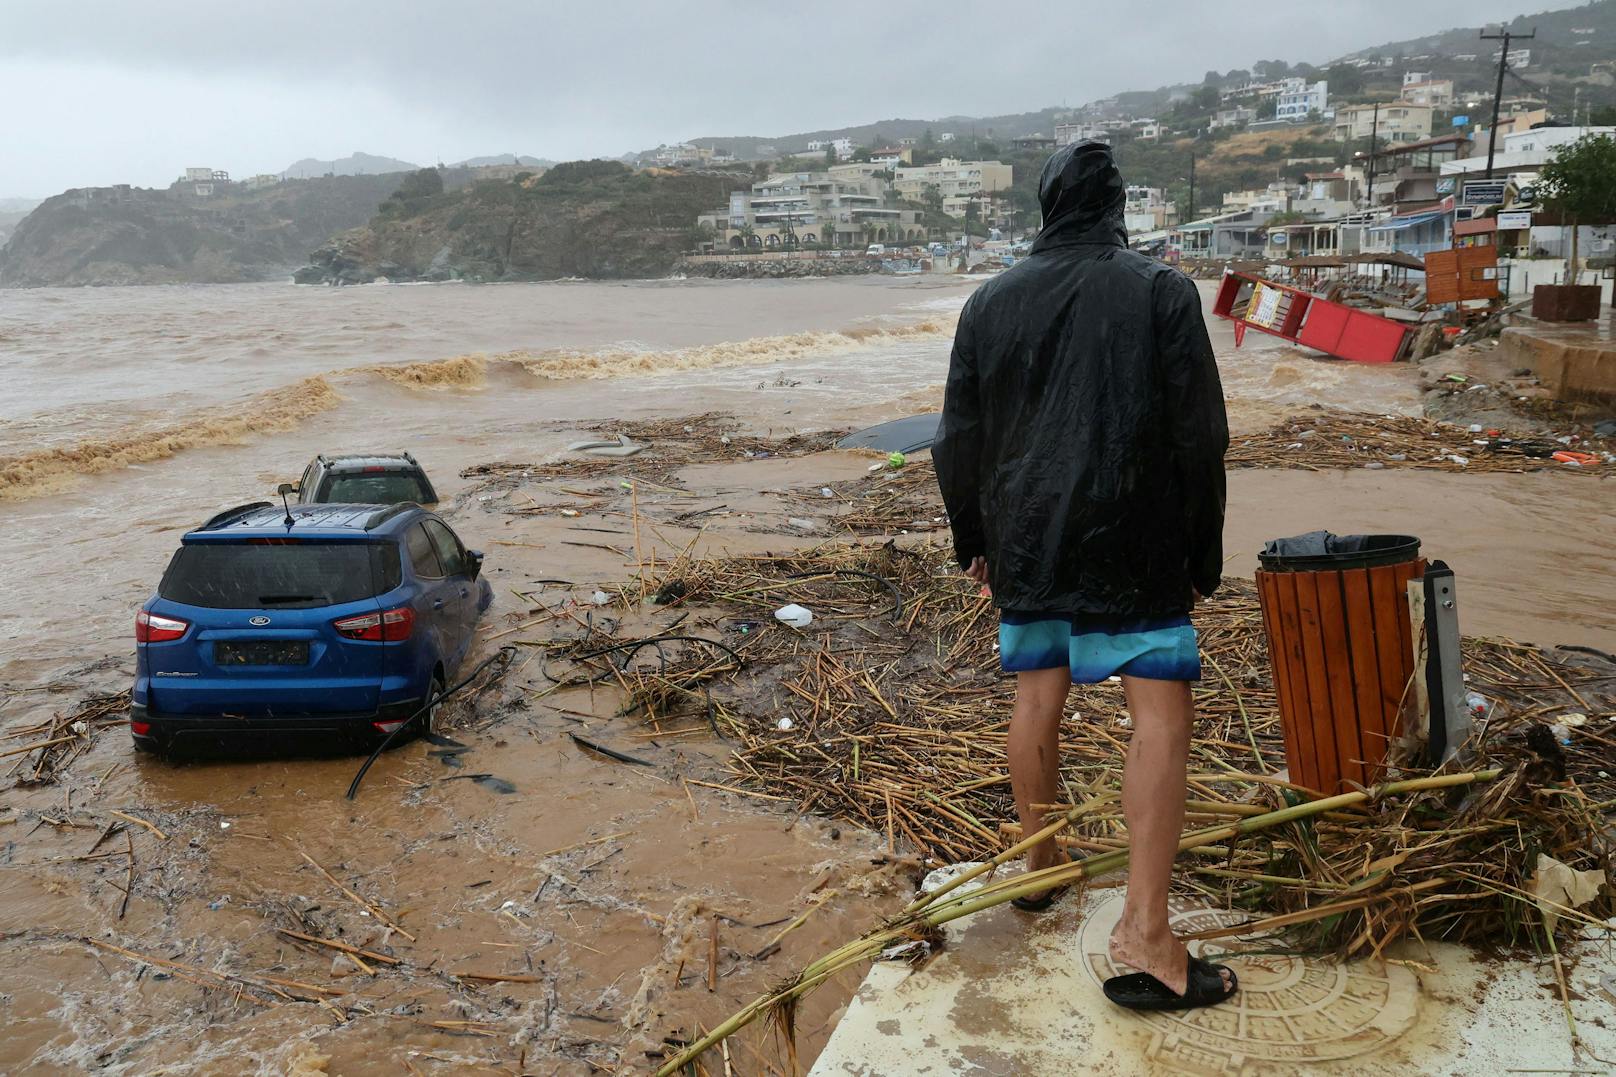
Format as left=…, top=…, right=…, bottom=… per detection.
left=0, top=174, right=406, bottom=287
left=295, top=162, right=748, bottom=284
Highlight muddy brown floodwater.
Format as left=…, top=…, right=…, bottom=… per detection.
left=1, top=275, right=1611, bottom=1075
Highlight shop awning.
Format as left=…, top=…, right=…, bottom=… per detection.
left=1367, top=210, right=1446, bottom=233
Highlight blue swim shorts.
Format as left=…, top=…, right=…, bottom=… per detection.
left=998, top=611, right=1202, bottom=683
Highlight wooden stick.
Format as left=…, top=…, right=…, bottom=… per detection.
left=276, top=928, right=398, bottom=967
left=0, top=735, right=76, bottom=759
left=297, top=850, right=416, bottom=942
left=107, top=810, right=168, bottom=841
left=452, top=971, right=542, bottom=984
left=707, top=915, right=719, bottom=992
left=118, top=830, right=134, bottom=919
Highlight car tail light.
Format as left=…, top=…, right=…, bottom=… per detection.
left=130, top=720, right=152, bottom=736
left=136, top=610, right=189, bottom=643
left=333, top=606, right=415, bottom=642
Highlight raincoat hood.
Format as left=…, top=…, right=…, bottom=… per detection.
left=1032, top=140, right=1128, bottom=252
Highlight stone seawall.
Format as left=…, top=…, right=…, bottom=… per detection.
left=677, top=257, right=880, bottom=279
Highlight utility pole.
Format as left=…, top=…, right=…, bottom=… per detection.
left=1365, top=102, right=1379, bottom=211
left=1187, top=152, right=1195, bottom=223
left=1480, top=25, right=1536, bottom=178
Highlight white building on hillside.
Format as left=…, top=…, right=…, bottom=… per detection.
left=807, top=137, right=854, bottom=160
left=1275, top=79, right=1328, bottom=122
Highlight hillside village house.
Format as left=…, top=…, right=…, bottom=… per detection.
left=696, top=164, right=926, bottom=249
left=1333, top=101, right=1434, bottom=143
left=1274, top=78, right=1329, bottom=121
left=1401, top=71, right=1455, bottom=109
left=1055, top=123, right=1108, bottom=145
left=893, top=158, right=1013, bottom=217
left=1211, top=106, right=1256, bottom=130
left=807, top=137, right=855, bottom=161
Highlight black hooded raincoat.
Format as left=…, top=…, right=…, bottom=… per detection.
left=933, top=141, right=1228, bottom=617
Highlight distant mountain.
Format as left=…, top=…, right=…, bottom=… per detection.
left=0, top=174, right=407, bottom=287
left=280, top=152, right=420, bottom=179
left=452, top=154, right=552, bottom=168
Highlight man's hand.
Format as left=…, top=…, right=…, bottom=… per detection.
left=965, top=556, right=990, bottom=591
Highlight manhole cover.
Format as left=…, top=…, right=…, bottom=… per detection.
left=1079, top=894, right=1419, bottom=1074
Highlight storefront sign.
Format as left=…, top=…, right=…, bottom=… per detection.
left=1497, top=210, right=1533, bottom=230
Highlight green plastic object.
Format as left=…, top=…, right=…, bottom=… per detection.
left=887, top=452, right=907, bottom=469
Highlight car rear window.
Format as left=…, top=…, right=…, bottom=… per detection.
left=159, top=542, right=402, bottom=609
left=320, top=472, right=433, bottom=505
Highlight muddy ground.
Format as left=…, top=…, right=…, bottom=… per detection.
left=3, top=384, right=1613, bottom=1075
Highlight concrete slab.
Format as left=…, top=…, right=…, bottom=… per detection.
left=810, top=866, right=1616, bottom=1076
left=1497, top=312, right=1616, bottom=404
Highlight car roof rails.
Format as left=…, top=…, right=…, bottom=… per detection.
left=364, top=502, right=420, bottom=530
left=199, top=501, right=273, bottom=531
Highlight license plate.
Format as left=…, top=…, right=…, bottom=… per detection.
left=215, top=640, right=310, bottom=666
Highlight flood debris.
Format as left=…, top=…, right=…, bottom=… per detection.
left=599, top=539, right=1615, bottom=971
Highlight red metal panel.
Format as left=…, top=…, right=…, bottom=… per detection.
left=1296, top=297, right=1410, bottom=364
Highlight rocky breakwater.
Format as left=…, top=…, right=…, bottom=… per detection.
left=294, top=162, right=748, bottom=285
left=677, top=256, right=882, bottom=279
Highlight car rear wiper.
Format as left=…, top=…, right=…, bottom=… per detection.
left=257, top=594, right=320, bottom=605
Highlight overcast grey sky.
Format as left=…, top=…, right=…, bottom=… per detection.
left=0, top=0, right=1547, bottom=196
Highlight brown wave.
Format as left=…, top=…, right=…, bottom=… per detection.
left=0, top=376, right=342, bottom=502
left=496, top=316, right=955, bottom=381
left=359, top=354, right=488, bottom=388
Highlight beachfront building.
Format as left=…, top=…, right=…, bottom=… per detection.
left=1275, top=79, right=1329, bottom=122
left=696, top=166, right=926, bottom=249
left=1334, top=102, right=1434, bottom=144
left=1176, top=208, right=1277, bottom=261
left=1123, top=186, right=1176, bottom=233
left=1366, top=134, right=1473, bottom=210
left=893, top=158, right=1013, bottom=217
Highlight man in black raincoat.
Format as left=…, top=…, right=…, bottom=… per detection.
left=934, top=141, right=1235, bottom=1010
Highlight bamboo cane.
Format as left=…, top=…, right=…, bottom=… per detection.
left=655, top=768, right=1501, bottom=1076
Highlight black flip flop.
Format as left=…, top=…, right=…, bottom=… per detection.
left=1009, top=851, right=1078, bottom=912
left=1103, top=954, right=1238, bottom=1011
left=1010, top=885, right=1070, bottom=912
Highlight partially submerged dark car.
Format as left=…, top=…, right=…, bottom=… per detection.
left=296, top=453, right=437, bottom=506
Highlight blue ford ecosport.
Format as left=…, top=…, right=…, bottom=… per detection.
left=131, top=502, right=494, bottom=755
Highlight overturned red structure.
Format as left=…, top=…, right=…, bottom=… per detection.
left=1212, top=270, right=1416, bottom=364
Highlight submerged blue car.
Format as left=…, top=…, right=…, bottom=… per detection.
left=131, top=502, right=493, bottom=756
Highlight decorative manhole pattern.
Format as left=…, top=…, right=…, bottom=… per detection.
left=1079, top=894, right=1419, bottom=1074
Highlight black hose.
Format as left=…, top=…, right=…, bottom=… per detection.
left=345, top=646, right=517, bottom=801
left=786, top=568, right=905, bottom=620
left=1556, top=644, right=1616, bottom=667
left=543, top=633, right=746, bottom=688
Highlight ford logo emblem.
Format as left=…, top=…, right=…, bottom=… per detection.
left=249, top=616, right=271, bottom=626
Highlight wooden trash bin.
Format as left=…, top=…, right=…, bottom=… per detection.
left=1255, top=535, right=1425, bottom=795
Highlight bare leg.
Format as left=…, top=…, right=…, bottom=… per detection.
left=1107, top=676, right=1232, bottom=995
left=1007, top=667, right=1070, bottom=897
